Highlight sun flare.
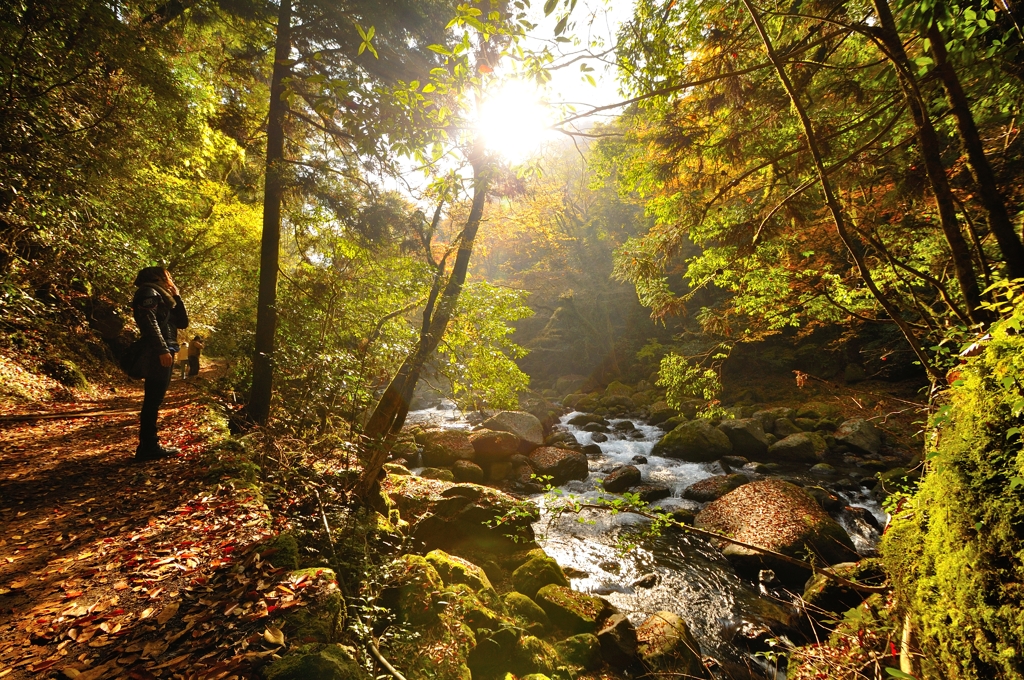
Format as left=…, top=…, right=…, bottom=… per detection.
left=476, top=80, right=554, bottom=163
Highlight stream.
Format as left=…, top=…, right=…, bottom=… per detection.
left=407, top=405, right=888, bottom=679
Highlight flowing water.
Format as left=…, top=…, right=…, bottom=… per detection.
left=407, top=405, right=887, bottom=679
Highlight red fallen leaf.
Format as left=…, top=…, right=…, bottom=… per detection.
left=28, top=658, right=58, bottom=672
left=64, top=591, right=83, bottom=599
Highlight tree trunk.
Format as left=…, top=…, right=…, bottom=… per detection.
left=740, top=0, right=944, bottom=382
left=928, top=23, right=1024, bottom=280
left=357, top=143, right=491, bottom=498
left=247, top=0, right=292, bottom=425
left=870, top=0, right=986, bottom=322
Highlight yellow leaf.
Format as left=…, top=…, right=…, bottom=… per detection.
left=263, top=625, right=285, bottom=646
left=156, top=602, right=179, bottom=625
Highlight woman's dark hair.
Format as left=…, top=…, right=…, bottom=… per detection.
left=134, top=266, right=167, bottom=286
left=194, top=335, right=202, bottom=341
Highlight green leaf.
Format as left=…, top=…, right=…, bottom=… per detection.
left=1010, top=477, right=1024, bottom=490
left=544, top=0, right=558, bottom=15
left=422, top=83, right=436, bottom=93
left=884, top=668, right=917, bottom=679
left=554, top=15, right=568, bottom=35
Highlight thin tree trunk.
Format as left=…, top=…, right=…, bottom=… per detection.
left=869, top=0, right=985, bottom=322
left=928, top=23, right=1024, bottom=280
left=740, top=0, right=944, bottom=382
left=247, top=0, right=292, bottom=425
left=358, top=143, right=491, bottom=498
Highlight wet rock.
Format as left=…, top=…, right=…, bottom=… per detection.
left=835, top=418, right=881, bottom=455
left=773, top=417, right=803, bottom=438
left=383, top=462, right=411, bottom=476
left=264, top=643, right=370, bottom=680
left=452, top=460, right=484, bottom=483
left=603, top=465, right=642, bottom=493
left=583, top=422, right=610, bottom=433
left=504, top=592, right=550, bottom=635
left=810, top=463, right=838, bottom=476
left=420, top=467, right=455, bottom=482
left=597, top=613, right=639, bottom=669
left=804, top=486, right=842, bottom=512
left=416, top=429, right=475, bottom=467
left=718, top=418, right=769, bottom=459
left=682, top=474, right=749, bottom=502
left=845, top=505, right=883, bottom=532
left=632, top=455, right=648, bottom=464
left=859, top=460, right=888, bottom=473
left=545, top=430, right=579, bottom=448
left=633, top=484, right=671, bottom=502
left=647, top=406, right=679, bottom=426
left=802, top=559, right=885, bottom=618
left=613, top=420, right=637, bottom=432
left=535, top=584, right=611, bottom=634
left=632, top=573, right=660, bottom=589
left=567, top=413, right=607, bottom=428
left=817, top=418, right=839, bottom=432
left=582, top=444, right=603, bottom=455
left=512, top=554, right=570, bottom=598
left=470, top=429, right=522, bottom=462
left=651, top=419, right=733, bottom=462
left=482, top=411, right=545, bottom=448
left=768, top=432, right=827, bottom=464
left=591, top=432, right=608, bottom=443
left=742, top=461, right=770, bottom=474
left=555, top=633, right=602, bottom=671
left=793, top=417, right=819, bottom=431
left=721, top=455, right=749, bottom=469
left=527, top=447, right=589, bottom=485
left=667, top=508, right=696, bottom=526
left=695, top=479, right=858, bottom=582
left=636, top=611, right=705, bottom=679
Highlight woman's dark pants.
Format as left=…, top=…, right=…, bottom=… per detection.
left=188, top=355, right=200, bottom=377
left=139, top=364, right=173, bottom=449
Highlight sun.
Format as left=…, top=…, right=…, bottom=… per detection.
left=476, top=80, right=554, bottom=163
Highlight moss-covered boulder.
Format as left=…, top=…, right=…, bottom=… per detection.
left=389, top=554, right=445, bottom=625
left=636, top=611, right=705, bottom=680
left=534, top=584, right=611, bottom=634
left=419, top=467, right=454, bottom=481
left=264, top=643, right=369, bottom=680
left=426, top=550, right=500, bottom=606
left=767, top=432, right=827, bottom=463
left=802, top=559, right=886, bottom=620
left=264, top=532, right=299, bottom=570
left=717, top=418, right=769, bottom=459
left=504, top=591, right=550, bottom=635
left=555, top=633, right=601, bottom=671
left=416, top=428, right=475, bottom=467
left=40, top=358, right=88, bottom=388
left=512, top=554, right=570, bottom=598
left=383, top=462, right=411, bottom=476
left=512, top=635, right=562, bottom=677
left=696, top=479, right=857, bottom=582
left=467, top=624, right=519, bottom=677
left=651, top=419, right=733, bottom=461
left=470, top=429, right=522, bottom=462
left=452, top=459, right=484, bottom=483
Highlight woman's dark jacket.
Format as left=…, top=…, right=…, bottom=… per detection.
left=132, top=287, right=189, bottom=356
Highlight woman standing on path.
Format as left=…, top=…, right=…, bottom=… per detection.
left=187, top=335, right=204, bottom=378
left=133, top=267, right=189, bottom=461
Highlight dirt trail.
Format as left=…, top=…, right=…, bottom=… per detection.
left=0, top=370, right=320, bottom=679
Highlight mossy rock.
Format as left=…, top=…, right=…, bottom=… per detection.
left=264, top=532, right=299, bottom=570
left=636, top=612, right=705, bottom=680
left=384, top=463, right=411, bottom=476
left=467, top=624, right=519, bottom=677
left=512, top=554, right=569, bottom=598
left=284, top=591, right=343, bottom=644
left=391, top=555, right=445, bottom=626
left=512, top=635, right=562, bottom=677
left=389, top=611, right=476, bottom=680
left=802, top=559, right=886, bottom=619
left=504, top=591, right=550, bottom=635
left=651, top=419, right=732, bottom=462
left=420, top=467, right=455, bottom=482
left=534, top=584, right=610, bottom=634
left=445, top=583, right=507, bottom=632
left=263, top=643, right=368, bottom=680
left=40, top=358, right=88, bottom=388
left=426, top=549, right=496, bottom=596
left=554, top=633, right=601, bottom=670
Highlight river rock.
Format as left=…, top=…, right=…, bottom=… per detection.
left=636, top=611, right=705, bottom=680
left=717, top=418, right=769, bottom=458
left=504, top=591, right=550, bottom=635
left=389, top=479, right=538, bottom=552
left=613, top=420, right=637, bottom=432
left=527, top=447, right=589, bottom=486
left=804, top=486, right=842, bottom=512
left=768, top=432, right=827, bottom=463
left=482, top=411, right=545, bottom=448
left=264, top=643, right=370, bottom=680
left=605, top=381, right=634, bottom=397
left=545, top=430, right=580, bottom=448
left=416, top=428, right=475, bottom=467
left=582, top=444, right=603, bottom=455
left=452, top=460, right=484, bottom=483
left=419, top=467, right=455, bottom=482
left=810, top=462, right=837, bottom=476
left=568, top=413, right=607, bottom=428
left=647, top=404, right=679, bottom=426
left=470, top=429, right=521, bottom=462
left=384, top=462, right=411, bottom=476
left=752, top=407, right=794, bottom=432
left=425, top=549, right=495, bottom=596
left=591, top=432, right=608, bottom=443
left=601, top=394, right=635, bottom=410
left=651, top=419, right=733, bottom=462
left=603, top=465, right=642, bottom=493
left=772, top=417, right=803, bottom=437
left=682, top=473, right=749, bottom=502
left=793, top=417, right=819, bottom=431
left=802, top=559, right=885, bottom=618
left=555, top=633, right=601, bottom=671
left=633, top=484, right=671, bottom=502
left=695, top=479, right=858, bottom=581
left=535, top=584, right=611, bottom=634
left=835, top=418, right=881, bottom=455
left=488, top=461, right=512, bottom=482
left=583, top=422, right=610, bottom=433
left=512, top=554, right=570, bottom=598
left=597, top=613, right=639, bottom=668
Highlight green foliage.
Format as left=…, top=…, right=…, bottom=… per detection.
left=881, top=281, right=1024, bottom=680
left=656, top=351, right=724, bottom=414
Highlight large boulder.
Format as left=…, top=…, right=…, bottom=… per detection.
left=682, top=473, right=749, bottom=503
left=717, top=418, right=769, bottom=459
left=452, top=460, right=484, bottom=484
left=534, top=584, right=611, bottom=634
left=555, top=633, right=602, bottom=671
left=602, top=465, right=642, bottom=493
left=597, top=613, right=639, bottom=669
left=512, top=553, right=570, bottom=598
left=633, top=483, right=672, bottom=503
left=265, top=644, right=370, bottom=680
left=504, top=591, right=550, bottom=635
left=416, top=429, right=475, bottom=467
left=695, top=480, right=858, bottom=581
left=605, top=381, right=634, bottom=397
left=425, top=550, right=495, bottom=597
left=636, top=611, right=705, bottom=680
left=388, top=478, right=538, bottom=553
left=651, top=420, right=733, bottom=462
left=835, top=418, right=881, bottom=455
left=482, top=411, right=545, bottom=449
left=527, top=447, right=589, bottom=486
left=767, top=432, right=827, bottom=463
left=388, top=555, right=446, bottom=625
left=470, top=429, right=522, bottom=462
left=752, top=407, right=794, bottom=433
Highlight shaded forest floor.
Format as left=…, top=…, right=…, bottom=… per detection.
left=0, top=368, right=320, bottom=680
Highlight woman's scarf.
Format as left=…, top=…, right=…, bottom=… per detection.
left=141, top=282, right=178, bottom=308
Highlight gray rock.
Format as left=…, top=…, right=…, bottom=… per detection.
left=632, top=455, right=648, bottom=464
left=452, top=460, right=484, bottom=483
left=613, top=420, right=637, bottom=432
left=717, top=418, right=769, bottom=459
left=651, top=419, right=733, bottom=462
left=793, top=417, right=819, bottom=431
left=633, top=484, right=671, bottom=502
left=545, top=431, right=580, bottom=448
left=482, top=411, right=545, bottom=447
left=742, top=461, right=771, bottom=474
left=568, top=413, right=608, bottom=428
left=768, top=432, right=827, bottom=464
left=636, top=611, right=704, bottom=679
left=591, top=433, right=608, bottom=443
left=527, top=447, right=589, bottom=485
left=810, top=463, right=838, bottom=476
left=682, top=473, right=749, bottom=502
left=603, top=465, right=642, bottom=493
left=597, top=613, right=639, bottom=669
left=835, top=418, right=881, bottom=456
left=752, top=407, right=794, bottom=432
left=721, top=455, right=750, bottom=468
left=773, top=418, right=803, bottom=438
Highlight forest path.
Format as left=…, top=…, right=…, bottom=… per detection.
left=0, top=369, right=313, bottom=680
